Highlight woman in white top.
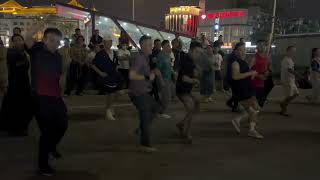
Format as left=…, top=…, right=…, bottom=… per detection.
left=117, top=42, right=131, bottom=89
left=212, top=43, right=224, bottom=91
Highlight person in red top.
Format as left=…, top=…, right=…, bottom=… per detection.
left=249, top=40, right=269, bottom=107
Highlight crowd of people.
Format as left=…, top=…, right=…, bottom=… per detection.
left=0, top=26, right=319, bottom=176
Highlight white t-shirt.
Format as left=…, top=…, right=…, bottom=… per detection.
left=117, top=49, right=130, bottom=69
left=212, top=53, right=223, bottom=71
left=281, top=56, right=295, bottom=85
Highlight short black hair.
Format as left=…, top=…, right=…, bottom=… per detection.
left=11, top=34, right=24, bottom=42
left=287, top=45, right=296, bottom=52
left=161, top=40, right=170, bottom=47
left=234, top=42, right=245, bottom=51
left=154, top=39, right=161, bottom=44
left=139, top=35, right=151, bottom=45
left=13, top=27, right=21, bottom=33
left=75, top=28, right=81, bottom=31
left=189, top=41, right=202, bottom=51
left=44, top=28, right=63, bottom=38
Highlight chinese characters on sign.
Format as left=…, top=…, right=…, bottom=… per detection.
left=202, top=10, right=246, bottom=20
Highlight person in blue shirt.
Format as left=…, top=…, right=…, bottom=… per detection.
left=156, top=40, right=173, bottom=119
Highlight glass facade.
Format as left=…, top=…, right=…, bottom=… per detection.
left=159, top=31, right=175, bottom=42
left=138, top=25, right=163, bottom=41
left=95, top=16, right=121, bottom=49
left=118, top=20, right=143, bottom=47
left=179, top=36, right=192, bottom=52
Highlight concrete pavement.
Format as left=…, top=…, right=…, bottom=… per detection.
left=0, top=87, right=320, bottom=180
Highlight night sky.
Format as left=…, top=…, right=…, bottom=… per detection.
left=0, top=0, right=234, bottom=26
left=1, top=0, right=319, bottom=26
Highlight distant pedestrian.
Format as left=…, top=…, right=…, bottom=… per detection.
left=212, top=42, right=224, bottom=91
left=308, top=48, right=320, bottom=104
left=249, top=40, right=269, bottom=107
left=157, top=40, right=173, bottom=119
left=65, top=35, right=88, bottom=96
left=2, top=34, right=33, bottom=136
left=280, top=46, right=300, bottom=116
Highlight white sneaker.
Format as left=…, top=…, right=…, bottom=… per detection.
left=139, top=146, right=158, bottom=153
left=248, top=129, right=264, bottom=139
left=232, top=118, right=241, bottom=134
left=159, top=114, right=171, bottom=119
left=105, top=109, right=116, bottom=121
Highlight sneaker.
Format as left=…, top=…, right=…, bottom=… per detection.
left=139, top=146, right=158, bottom=153
left=158, top=114, right=171, bottom=119
left=39, top=165, right=55, bottom=176
left=231, top=118, right=241, bottom=134
left=248, top=129, right=264, bottom=139
left=105, top=109, right=116, bottom=121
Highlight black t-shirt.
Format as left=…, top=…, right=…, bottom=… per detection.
left=231, top=58, right=253, bottom=101
left=176, top=55, right=195, bottom=95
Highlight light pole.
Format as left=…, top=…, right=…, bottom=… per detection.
left=132, top=0, right=135, bottom=21
left=268, top=0, right=277, bottom=54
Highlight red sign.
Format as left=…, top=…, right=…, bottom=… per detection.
left=202, top=10, right=246, bottom=20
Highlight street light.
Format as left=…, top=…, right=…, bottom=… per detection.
left=268, top=0, right=277, bottom=54
left=132, top=0, right=135, bottom=21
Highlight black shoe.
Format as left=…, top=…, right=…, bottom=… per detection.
left=50, top=150, right=62, bottom=159
left=39, top=165, right=55, bottom=176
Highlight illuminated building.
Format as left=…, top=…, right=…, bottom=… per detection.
left=0, top=1, right=193, bottom=51
left=198, top=7, right=268, bottom=46
left=165, top=6, right=201, bottom=37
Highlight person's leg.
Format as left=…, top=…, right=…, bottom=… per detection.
left=254, top=88, right=266, bottom=108
left=35, top=96, right=54, bottom=172
left=76, top=65, right=88, bottom=95
left=130, top=94, right=156, bottom=149
left=177, top=94, right=195, bottom=139
left=65, top=63, right=76, bottom=95
left=50, top=98, right=68, bottom=155
left=240, top=98, right=263, bottom=139
left=159, top=80, right=171, bottom=116
left=280, top=85, right=299, bottom=115
left=312, top=81, right=320, bottom=103
left=105, top=93, right=116, bottom=120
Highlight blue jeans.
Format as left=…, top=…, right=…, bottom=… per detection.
left=200, top=70, right=214, bottom=96
left=129, top=94, right=159, bottom=147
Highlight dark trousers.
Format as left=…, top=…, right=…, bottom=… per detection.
left=35, top=96, right=68, bottom=168
left=149, top=80, right=160, bottom=102
left=253, top=88, right=266, bottom=107
left=118, top=69, right=129, bottom=89
left=66, top=63, right=88, bottom=95
left=129, top=94, right=159, bottom=147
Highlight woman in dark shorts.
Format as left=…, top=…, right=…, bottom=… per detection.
left=175, top=41, right=202, bottom=144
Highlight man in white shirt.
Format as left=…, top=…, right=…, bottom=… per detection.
left=280, top=46, right=300, bottom=116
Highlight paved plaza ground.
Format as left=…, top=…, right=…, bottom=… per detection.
left=0, top=86, right=320, bottom=180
